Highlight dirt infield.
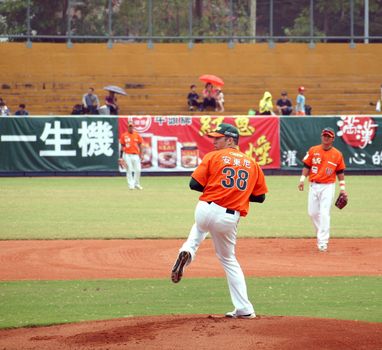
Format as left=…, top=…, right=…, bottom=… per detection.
left=1, top=238, right=381, bottom=280
left=0, top=238, right=381, bottom=350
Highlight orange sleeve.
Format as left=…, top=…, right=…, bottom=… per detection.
left=191, top=152, right=213, bottom=187
left=252, top=163, right=268, bottom=196
left=302, top=147, right=313, bottom=167
left=119, top=133, right=125, bottom=145
left=337, top=152, right=346, bottom=171
left=137, top=133, right=143, bottom=144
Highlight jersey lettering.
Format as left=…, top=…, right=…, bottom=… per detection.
left=237, top=169, right=249, bottom=190
left=124, top=136, right=131, bottom=148
left=221, top=167, right=249, bottom=191
left=303, top=145, right=346, bottom=184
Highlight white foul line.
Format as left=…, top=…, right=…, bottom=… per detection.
left=1, top=135, right=37, bottom=142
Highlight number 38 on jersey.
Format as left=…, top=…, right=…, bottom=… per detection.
left=221, top=167, right=249, bottom=191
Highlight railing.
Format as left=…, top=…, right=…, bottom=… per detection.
left=2, top=34, right=382, bottom=49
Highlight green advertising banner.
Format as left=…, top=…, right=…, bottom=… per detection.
left=0, top=117, right=119, bottom=172
left=1, top=115, right=381, bottom=173
left=280, top=116, right=382, bottom=170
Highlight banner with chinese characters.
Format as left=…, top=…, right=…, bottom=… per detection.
left=119, top=116, right=280, bottom=172
left=0, top=117, right=119, bottom=172
left=280, top=116, right=382, bottom=170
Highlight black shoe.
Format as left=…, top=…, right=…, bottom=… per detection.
left=171, top=251, right=191, bottom=283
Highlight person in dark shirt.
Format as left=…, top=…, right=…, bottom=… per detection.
left=105, top=91, right=118, bottom=115
left=276, top=91, right=293, bottom=116
left=15, top=104, right=29, bottom=116
left=202, top=83, right=217, bottom=111
left=187, top=84, right=202, bottom=111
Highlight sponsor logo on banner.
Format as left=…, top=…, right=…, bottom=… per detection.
left=129, top=116, right=152, bottom=133
left=337, top=116, right=378, bottom=149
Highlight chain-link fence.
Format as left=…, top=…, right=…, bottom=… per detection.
left=0, top=0, right=381, bottom=47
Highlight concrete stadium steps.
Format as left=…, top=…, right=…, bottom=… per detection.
left=1, top=43, right=381, bottom=116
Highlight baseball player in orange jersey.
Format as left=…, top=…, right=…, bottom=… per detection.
left=119, top=121, right=143, bottom=190
left=298, top=127, right=348, bottom=252
left=171, top=123, right=268, bottom=319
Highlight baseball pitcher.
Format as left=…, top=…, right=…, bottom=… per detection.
left=171, top=123, right=268, bottom=319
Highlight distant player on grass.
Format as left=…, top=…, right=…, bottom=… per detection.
left=298, top=127, right=347, bottom=252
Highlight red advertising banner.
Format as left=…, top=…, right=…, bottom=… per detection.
left=119, top=116, right=280, bottom=172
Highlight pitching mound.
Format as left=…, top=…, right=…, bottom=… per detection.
left=1, top=315, right=381, bottom=350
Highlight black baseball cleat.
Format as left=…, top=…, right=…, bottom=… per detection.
left=171, top=251, right=191, bottom=283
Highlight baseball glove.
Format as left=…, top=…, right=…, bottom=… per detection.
left=118, top=158, right=127, bottom=169
left=335, top=193, right=348, bottom=209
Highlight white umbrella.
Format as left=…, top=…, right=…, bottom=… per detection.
left=103, top=85, right=127, bottom=96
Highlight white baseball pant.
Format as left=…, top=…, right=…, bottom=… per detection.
left=308, top=182, right=335, bottom=247
left=123, top=153, right=141, bottom=189
left=179, top=200, right=255, bottom=316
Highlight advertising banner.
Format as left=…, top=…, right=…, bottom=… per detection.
left=0, top=117, right=119, bottom=172
left=280, top=116, right=382, bottom=170
left=119, top=115, right=281, bottom=172
left=4, top=115, right=379, bottom=173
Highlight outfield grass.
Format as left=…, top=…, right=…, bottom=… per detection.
left=0, top=276, right=380, bottom=328
left=0, top=175, right=381, bottom=239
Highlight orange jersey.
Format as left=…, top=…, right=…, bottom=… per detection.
left=303, top=145, right=346, bottom=183
left=120, top=131, right=143, bottom=155
left=191, top=147, right=268, bottom=217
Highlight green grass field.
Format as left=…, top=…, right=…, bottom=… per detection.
left=0, top=276, right=381, bottom=328
left=0, top=175, right=381, bottom=329
left=0, top=175, right=381, bottom=239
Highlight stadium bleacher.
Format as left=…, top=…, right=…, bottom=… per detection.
left=1, top=43, right=381, bottom=116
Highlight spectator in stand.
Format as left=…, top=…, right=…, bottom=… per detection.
left=15, top=104, right=29, bottom=116
left=71, top=104, right=84, bottom=115
left=296, top=86, right=306, bottom=115
left=187, top=84, right=202, bottom=111
left=82, top=87, right=100, bottom=115
left=215, top=88, right=225, bottom=112
left=259, top=91, right=275, bottom=115
left=105, top=91, right=118, bottom=115
left=202, top=83, right=217, bottom=111
left=0, top=100, right=10, bottom=116
left=276, top=91, right=293, bottom=115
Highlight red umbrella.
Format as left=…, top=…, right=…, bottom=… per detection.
left=199, top=74, right=224, bottom=87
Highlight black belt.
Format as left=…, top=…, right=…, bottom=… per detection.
left=207, top=201, right=235, bottom=215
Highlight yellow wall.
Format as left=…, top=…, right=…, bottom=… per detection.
left=1, top=43, right=381, bottom=115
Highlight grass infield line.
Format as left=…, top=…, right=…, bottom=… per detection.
left=0, top=276, right=381, bottom=329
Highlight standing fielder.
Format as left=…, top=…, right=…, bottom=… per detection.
left=171, top=123, right=268, bottom=319
left=119, top=121, right=143, bottom=190
left=298, top=127, right=348, bottom=252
